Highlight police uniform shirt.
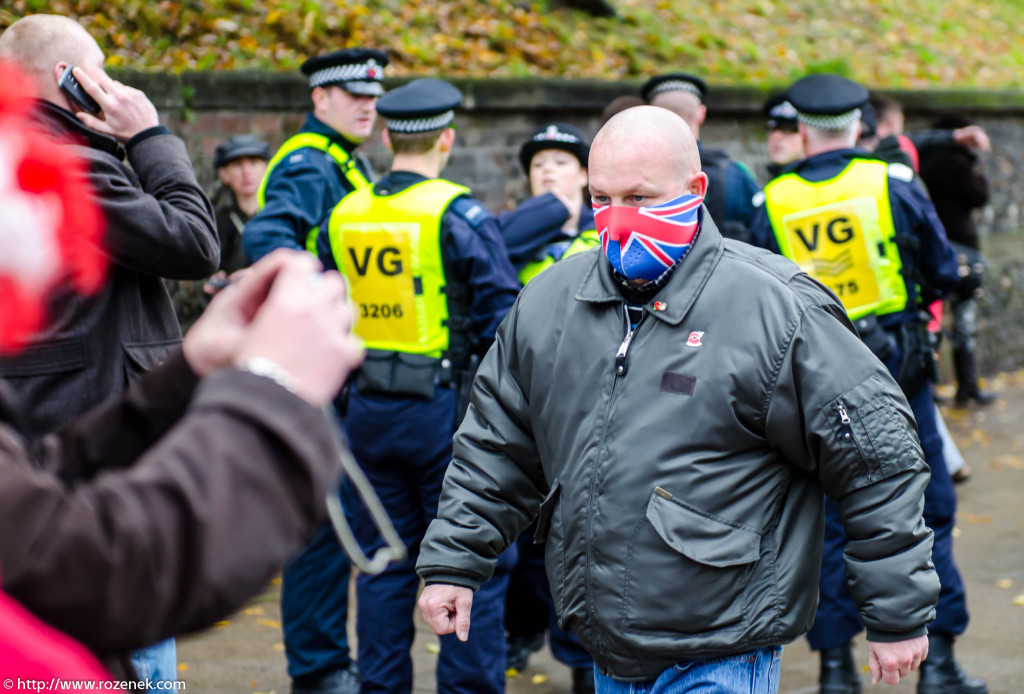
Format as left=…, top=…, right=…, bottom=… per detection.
left=242, top=113, right=375, bottom=262
left=317, top=171, right=520, bottom=343
left=748, top=147, right=960, bottom=327
left=497, top=194, right=596, bottom=268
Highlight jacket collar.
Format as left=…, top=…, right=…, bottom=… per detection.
left=574, top=207, right=725, bottom=326
left=302, top=113, right=359, bottom=153
left=30, top=100, right=123, bottom=159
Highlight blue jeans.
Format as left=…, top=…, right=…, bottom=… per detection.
left=130, top=638, right=177, bottom=682
left=594, top=647, right=781, bottom=694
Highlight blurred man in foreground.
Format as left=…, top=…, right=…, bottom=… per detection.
left=0, top=57, right=364, bottom=681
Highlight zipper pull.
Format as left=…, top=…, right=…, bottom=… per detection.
left=837, top=402, right=852, bottom=439
left=615, top=304, right=638, bottom=376
left=615, top=330, right=634, bottom=376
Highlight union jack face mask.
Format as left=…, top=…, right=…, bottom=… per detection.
left=596, top=193, right=703, bottom=282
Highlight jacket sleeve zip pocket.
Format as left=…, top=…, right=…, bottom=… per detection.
left=836, top=400, right=869, bottom=462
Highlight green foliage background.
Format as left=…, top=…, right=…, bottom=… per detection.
left=2, top=0, right=1021, bottom=88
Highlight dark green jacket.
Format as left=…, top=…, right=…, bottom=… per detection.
left=417, top=218, right=939, bottom=681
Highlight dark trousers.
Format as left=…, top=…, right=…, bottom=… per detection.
left=346, top=387, right=513, bottom=694
left=807, top=380, right=969, bottom=650
left=506, top=529, right=593, bottom=669
left=281, top=481, right=355, bottom=678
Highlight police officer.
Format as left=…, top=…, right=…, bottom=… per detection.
left=762, top=92, right=803, bottom=179
left=749, top=74, right=987, bottom=694
left=498, top=123, right=599, bottom=286
left=642, top=73, right=760, bottom=242
left=244, top=48, right=387, bottom=694
left=243, top=48, right=385, bottom=262
left=317, top=79, right=520, bottom=694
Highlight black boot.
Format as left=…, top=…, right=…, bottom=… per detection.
left=572, top=666, right=595, bottom=694
left=819, top=643, right=861, bottom=694
left=918, top=632, right=988, bottom=694
left=505, top=632, right=544, bottom=671
left=953, top=349, right=997, bottom=408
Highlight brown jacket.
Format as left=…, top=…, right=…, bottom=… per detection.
left=0, top=101, right=219, bottom=439
left=0, top=352, right=343, bottom=676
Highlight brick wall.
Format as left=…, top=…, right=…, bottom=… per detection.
left=129, top=71, right=1024, bottom=375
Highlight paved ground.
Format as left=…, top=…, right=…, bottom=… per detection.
left=178, top=372, right=1024, bottom=693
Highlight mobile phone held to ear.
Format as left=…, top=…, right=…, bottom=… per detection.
left=58, top=66, right=101, bottom=116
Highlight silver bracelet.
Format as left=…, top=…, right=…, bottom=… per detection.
left=241, top=357, right=300, bottom=394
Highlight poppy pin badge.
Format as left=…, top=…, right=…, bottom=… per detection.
left=686, top=331, right=704, bottom=348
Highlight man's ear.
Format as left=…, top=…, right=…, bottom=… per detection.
left=689, top=171, right=709, bottom=198
left=439, top=127, right=455, bottom=153
left=53, top=62, right=70, bottom=87
left=578, top=167, right=589, bottom=189
left=310, top=86, right=327, bottom=111
left=382, top=129, right=393, bottom=152
left=696, top=104, right=707, bottom=128
left=217, top=168, right=231, bottom=185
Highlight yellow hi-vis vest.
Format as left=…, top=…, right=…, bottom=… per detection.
left=764, top=159, right=907, bottom=320
left=518, top=230, right=600, bottom=285
left=325, top=179, right=470, bottom=357
left=257, top=133, right=372, bottom=253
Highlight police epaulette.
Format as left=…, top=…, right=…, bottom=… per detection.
left=451, top=197, right=492, bottom=229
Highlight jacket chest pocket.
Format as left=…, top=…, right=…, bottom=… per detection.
left=620, top=488, right=761, bottom=636
left=123, top=340, right=180, bottom=383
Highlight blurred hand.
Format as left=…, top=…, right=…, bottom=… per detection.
left=231, top=253, right=364, bottom=406
left=952, top=125, right=991, bottom=153
left=72, top=67, right=160, bottom=142
left=867, top=636, right=929, bottom=685
left=184, top=250, right=312, bottom=378
left=418, top=584, right=474, bottom=642
left=551, top=188, right=583, bottom=232
left=203, top=270, right=230, bottom=296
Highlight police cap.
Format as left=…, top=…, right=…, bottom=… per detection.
left=376, top=78, right=462, bottom=134
left=640, top=73, right=707, bottom=103
left=786, top=73, right=868, bottom=131
left=763, top=92, right=798, bottom=131
left=300, top=48, right=389, bottom=96
left=518, top=123, right=590, bottom=173
left=214, top=134, right=271, bottom=169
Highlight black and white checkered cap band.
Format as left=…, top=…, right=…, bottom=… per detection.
left=649, top=80, right=703, bottom=99
left=385, top=110, right=455, bottom=133
left=309, top=62, right=384, bottom=88
left=796, top=108, right=862, bottom=131
left=532, top=131, right=580, bottom=144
